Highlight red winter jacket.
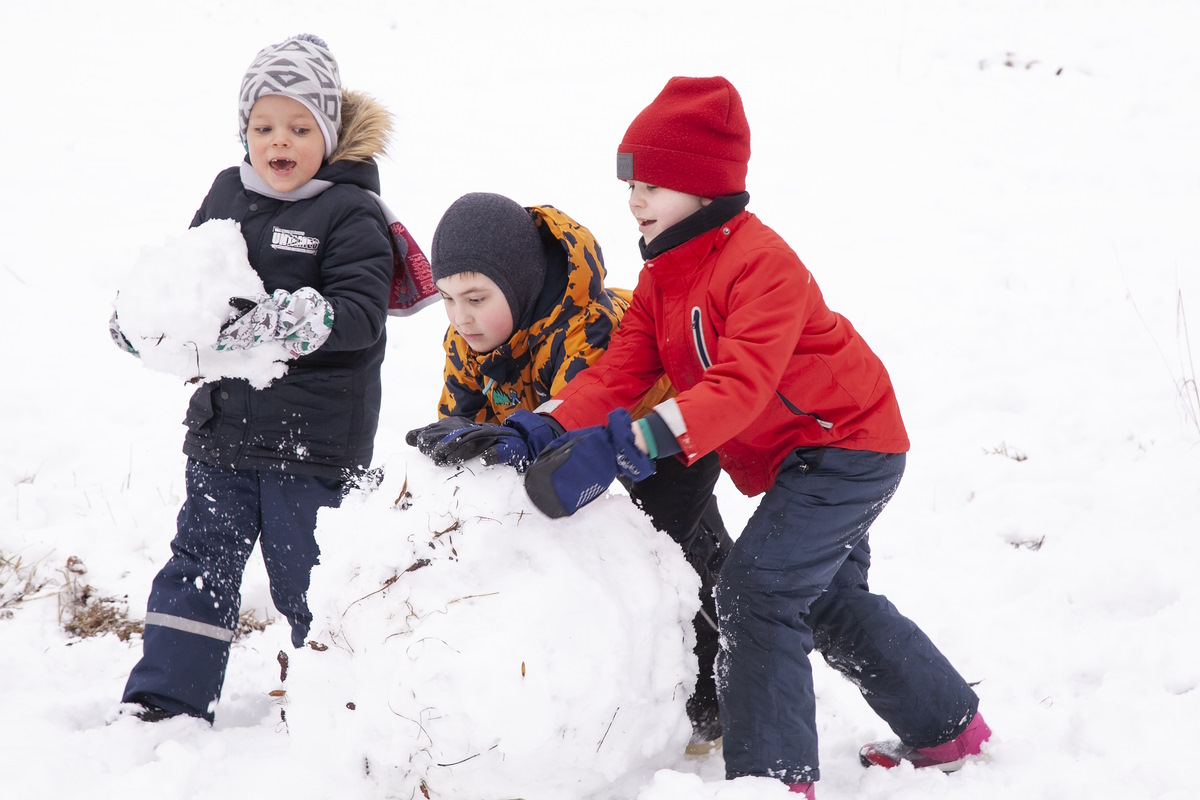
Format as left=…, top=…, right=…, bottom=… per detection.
left=548, top=211, right=909, bottom=496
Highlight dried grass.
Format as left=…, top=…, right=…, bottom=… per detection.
left=3, top=550, right=279, bottom=643
left=1, top=552, right=51, bottom=619
left=57, top=556, right=142, bottom=641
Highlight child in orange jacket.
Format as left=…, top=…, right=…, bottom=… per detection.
left=405, top=192, right=731, bottom=750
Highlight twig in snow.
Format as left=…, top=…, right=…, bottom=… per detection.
left=1117, top=251, right=1200, bottom=437
left=597, top=707, right=619, bottom=752
left=1175, top=291, right=1200, bottom=435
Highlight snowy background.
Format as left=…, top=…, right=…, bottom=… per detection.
left=2, top=1, right=1198, bottom=798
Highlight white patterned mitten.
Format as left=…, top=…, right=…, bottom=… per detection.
left=108, top=310, right=140, bottom=356
left=214, top=287, right=334, bottom=358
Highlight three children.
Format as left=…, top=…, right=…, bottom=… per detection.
left=113, top=42, right=988, bottom=794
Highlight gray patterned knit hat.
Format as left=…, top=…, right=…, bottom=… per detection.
left=238, top=34, right=342, bottom=159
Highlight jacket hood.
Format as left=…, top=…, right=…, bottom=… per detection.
left=463, top=204, right=610, bottom=376
left=522, top=205, right=609, bottom=346
left=330, top=89, right=393, bottom=164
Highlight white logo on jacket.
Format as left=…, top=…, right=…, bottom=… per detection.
left=271, top=227, right=320, bottom=254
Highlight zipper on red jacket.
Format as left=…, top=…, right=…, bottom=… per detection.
left=690, top=307, right=713, bottom=369
left=777, top=390, right=834, bottom=430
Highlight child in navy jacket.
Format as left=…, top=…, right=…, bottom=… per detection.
left=113, top=34, right=435, bottom=723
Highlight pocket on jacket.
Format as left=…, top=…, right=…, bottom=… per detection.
left=183, top=384, right=216, bottom=434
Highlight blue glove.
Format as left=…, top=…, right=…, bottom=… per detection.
left=427, top=410, right=563, bottom=471
left=523, top=408, right=656, bottom=518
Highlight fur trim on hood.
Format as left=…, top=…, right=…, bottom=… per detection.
left=330, top=89, right=393, bottom=164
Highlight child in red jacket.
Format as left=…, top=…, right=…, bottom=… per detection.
left=522, top=77, right=991, bottom=796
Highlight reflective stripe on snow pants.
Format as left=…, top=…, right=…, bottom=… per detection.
left=122, top=458, right=343, bottom=721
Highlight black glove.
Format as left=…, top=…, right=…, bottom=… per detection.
left=406, top=417, right=477, bottom=456
left=426, top=410, right=564, bottom=471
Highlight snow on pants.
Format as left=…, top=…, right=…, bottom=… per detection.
left=122, top=458, right=343, bottom=721
left=715, top=447, right=979, bottom=783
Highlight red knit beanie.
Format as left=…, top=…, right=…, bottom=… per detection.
left=617, top=76, right=751, bottom=198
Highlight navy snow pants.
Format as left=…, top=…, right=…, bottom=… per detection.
left=123, top=458, right=343, bottom=721
left=715, top=448, right=978, bottom=783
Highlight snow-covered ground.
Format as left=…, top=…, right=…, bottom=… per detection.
left=2, top=2, right=1198, bottom=798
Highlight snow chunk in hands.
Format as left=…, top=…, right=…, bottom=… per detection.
left=286, top=460, right=701, bottom=800
left=113, top=219, right=294, bottom=389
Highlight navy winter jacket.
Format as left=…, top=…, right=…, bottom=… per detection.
left=181, top=158, right=393, bottom=478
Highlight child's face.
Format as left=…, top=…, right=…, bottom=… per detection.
left=246, top=94, right=326, bottom=193
left=627, top=181, right=710, bottom=245
left=436, top=272, right=515, bottom=353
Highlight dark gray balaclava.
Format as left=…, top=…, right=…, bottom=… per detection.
left=431, top=193, right=548, bottom=329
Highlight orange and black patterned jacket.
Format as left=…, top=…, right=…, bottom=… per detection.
left=437, top=205, right=670, bottom=424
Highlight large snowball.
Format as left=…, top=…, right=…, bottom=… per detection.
left=113, top=218, right=293, bottom=388
left=285, top=456, right=701, bottom=800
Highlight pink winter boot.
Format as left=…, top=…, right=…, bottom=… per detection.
left=859, top=711, right=991, bottom=772
left=787, top=781, right=815, bottom=799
